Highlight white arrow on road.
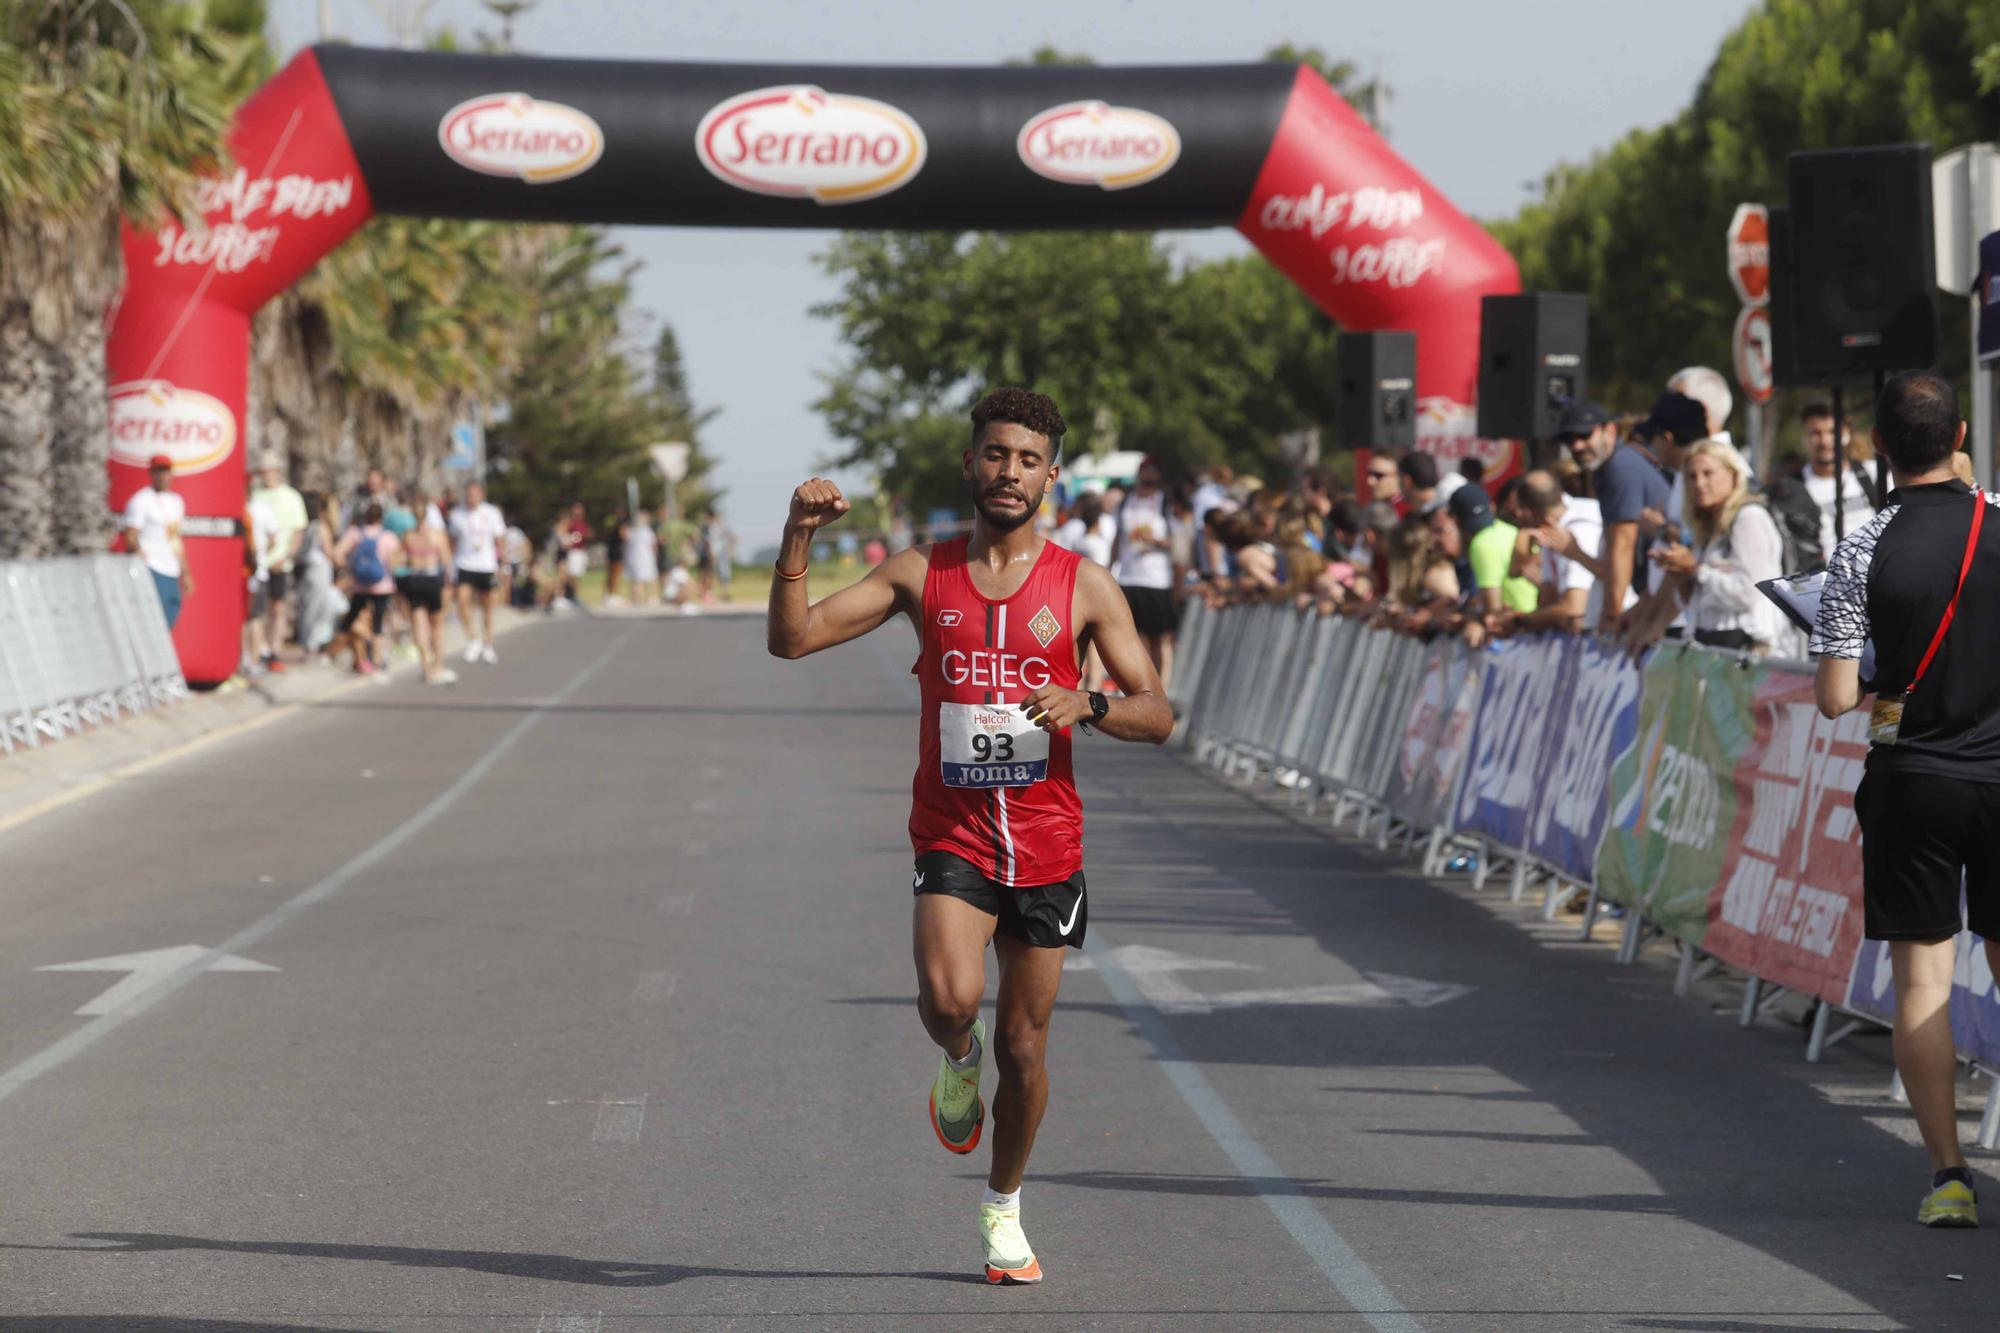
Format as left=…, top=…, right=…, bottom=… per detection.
left=37, top=945, right=278, bottom=1016
left=1071, top=944, right=1471, bottom=1014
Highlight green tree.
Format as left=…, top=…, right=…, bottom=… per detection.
left=0, top=0, right=249, bottom=558
left=1494, top=0, right=2000, bottom=424
left=485, top=230, right=714, bottom=542
left=814, top=231, right=1339, bottom=514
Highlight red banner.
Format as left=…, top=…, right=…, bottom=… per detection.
left=1705, top=669, right=1870, bottom=1005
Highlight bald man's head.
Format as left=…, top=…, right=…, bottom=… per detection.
left=1520, top=470, right=1566, bottom=520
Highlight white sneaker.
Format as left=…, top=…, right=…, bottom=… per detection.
left=480, top=643, right=499, bottom=665
left=463, top=639, right=483, bottom=663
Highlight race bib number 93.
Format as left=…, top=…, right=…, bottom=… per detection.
left=940, top=702, right=1049, bottom=788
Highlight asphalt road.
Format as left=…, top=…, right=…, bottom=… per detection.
left=0, top=613, right=1992, bottom=1331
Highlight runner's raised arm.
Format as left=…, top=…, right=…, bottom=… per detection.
left=767, top=477, right=924, bottom=658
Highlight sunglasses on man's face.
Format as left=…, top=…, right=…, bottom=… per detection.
left=1367, top=468, right=1397, bottom=480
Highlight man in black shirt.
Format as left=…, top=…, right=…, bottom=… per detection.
left=1812, top=371, right=1998, bottom=1229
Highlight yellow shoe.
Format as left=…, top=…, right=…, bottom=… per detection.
left=928, top=1017, right=984, bottom=1155
left=1918, top=1176, right=1979, bottom=1228
left=980, top=1201, right=1043, bottom=1284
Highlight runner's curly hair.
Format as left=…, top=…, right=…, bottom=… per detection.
left=970, top=387, right=1067, bottom=459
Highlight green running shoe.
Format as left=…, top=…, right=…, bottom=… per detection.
left=980, top=1201, right=1042, bottom=1284
left=1918, top=1176, right=1979, bottom=1228
left=928, top=1017, right=985, bottom=1155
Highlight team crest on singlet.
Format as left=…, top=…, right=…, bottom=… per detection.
left=1027, top=604, right=1062, bottom=648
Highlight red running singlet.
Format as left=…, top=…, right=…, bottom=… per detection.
left=911, top=537, right=1084, bottom=887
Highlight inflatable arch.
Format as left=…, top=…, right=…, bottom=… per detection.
left=108, top=46, right=1520, bottom=683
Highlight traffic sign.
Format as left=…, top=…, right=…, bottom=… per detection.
left=1733, top=304, right=1774, bottom=405
left=1727, top=203, right=1770, bottom=307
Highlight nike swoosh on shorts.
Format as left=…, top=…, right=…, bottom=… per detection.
left=1058, top=886, right=1083, bottom=936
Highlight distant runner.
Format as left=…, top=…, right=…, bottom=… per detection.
left=768, top=387, right=1173, bottom=1284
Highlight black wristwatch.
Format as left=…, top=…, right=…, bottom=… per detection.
left=1085, top=690, right=1110, bottom=732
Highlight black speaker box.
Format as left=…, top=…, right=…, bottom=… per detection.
left=1785, top=145, right=1938, bottom=378
left=1476, top=293, right=1588, bottom=440
left=1335, top=331, right=1417, bottom=451
left=1766, top=206, right=1807, bottom=386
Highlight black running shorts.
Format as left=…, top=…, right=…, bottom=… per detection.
left=457, top=568, right=496, bottom=593
left=913, top=850, right=1087, bottom=950
left=1855, top=770, right=2000, bottom=940
left=399, top=573, right=444, bottom=614
left=1122, top=585, right=1178, bottom=638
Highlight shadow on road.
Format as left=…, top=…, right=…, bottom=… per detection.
left=0, top=1234, right=974, bottom=1289
left=1073, top=758, right=1992, bottom=1331
left=0, top=1322, right=379, bottom=1332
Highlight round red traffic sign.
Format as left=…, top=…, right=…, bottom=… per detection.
left=1727, top=203, right=1770, bottom=307
left=1733, top=304, right=1773, bottom=405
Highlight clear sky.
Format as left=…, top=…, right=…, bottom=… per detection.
left=273, top=0, right=1758, bottom=546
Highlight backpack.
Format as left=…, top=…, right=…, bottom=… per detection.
left=348, top=531, right=387, bottom=584
left=1762, top=476, right=1825, bottom=574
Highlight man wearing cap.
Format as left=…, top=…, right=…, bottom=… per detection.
left=1448, top=482, right=1536, bottom=619
left=250, top=451, right=307, bottom=669
left=124, top=455, right=190, bottom=630
left=1616, top=390, right=1713, bottom=646
left=1560, top=401, right=1670, bottom=631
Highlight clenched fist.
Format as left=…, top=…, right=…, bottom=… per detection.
left=788, top=477, right=850, bottom=533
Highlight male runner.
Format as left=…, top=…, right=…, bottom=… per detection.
left=768, top=387, right=1172, bottom=1284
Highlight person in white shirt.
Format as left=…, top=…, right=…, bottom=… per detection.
left=1514, top=469, right=1633, bottom=632
left=448, top=479, right=506, bottom=664
left=1111, top=457, right=1180, bottom=688
left=1650, top=439, right=1788, bottom=655
left=624, top=509, right=661, bottom=606
left=243, top=491, right=283, bottom=673
left=1052, top=490, right=1116, bottom=567
left=1797, top=400, right=1880, bottom=556
left=123, top=454, right=190, bottom=629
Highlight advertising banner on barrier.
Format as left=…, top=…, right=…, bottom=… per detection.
left=1848, top=926, right=2000, bottom=1070
left=1594, top=648, right=1755, bottom=942
left=1704, top=669, right=1868, bottom=1005
left=1453, top=637, right=1563, bottom=849
left=1527, top=638, right=1642, bottom=882
left=1385, top=644, right=1480, bottom=830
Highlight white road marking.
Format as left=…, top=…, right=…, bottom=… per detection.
left=1064, top=945, right=1472, bottom=1013
left=658, top=893, right=695, bottom=916
left=0, top=634, right=630, bottom=1112
left=1087, top=931, right=1424, bottom=1331
left=592, top=1094, right=647, bottom=1144
left=632, top=971, right=677, bottom=1004
left=535, top=1314, right=601, bottom=1333
left=37, top=945, right=277, bottom=1016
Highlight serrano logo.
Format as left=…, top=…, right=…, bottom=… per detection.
left=108, top=381, right=236, bottom=475
left=1017, top=101, right=1180, bottom=190
left=439, top=93, right=604, bottom=183
left=936, top=609, right=963, bottom=627
left=696, top=86, right=927, bottom=204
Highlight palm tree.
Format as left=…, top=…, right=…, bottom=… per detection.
left=0, top=1, right=247, bottom=558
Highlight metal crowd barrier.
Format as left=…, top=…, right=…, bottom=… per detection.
left=1171, top=597, right=2000, bottom=1147
left=0, top=556, right=188, bottom=753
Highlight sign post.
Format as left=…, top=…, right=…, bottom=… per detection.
left=1727, top=204, right=1772, bottom=469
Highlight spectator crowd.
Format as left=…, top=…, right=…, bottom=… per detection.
left=1043, top=366, right=1909, bottom=670
left=119, top=453, right=736, bottom=687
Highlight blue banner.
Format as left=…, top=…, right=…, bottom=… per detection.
left=1528, top=638, right=1643, bottom=881
left=1452, top=636, right=1563, bottom=849
left=1847, top=921, right=2000, bottom=1071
